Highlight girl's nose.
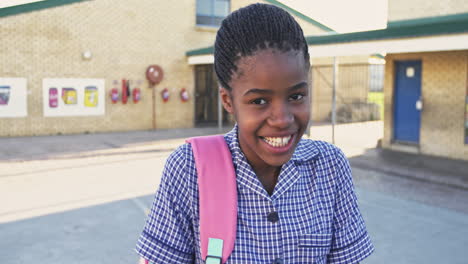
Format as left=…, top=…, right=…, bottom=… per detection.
left=268, top=103, right=294, bottom=128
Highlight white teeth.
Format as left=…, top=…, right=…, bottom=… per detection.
left=262, top=135, right=292, bottom=147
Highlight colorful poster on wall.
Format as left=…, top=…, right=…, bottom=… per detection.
left=42, top=78, right=105, bottom=117
left=84, top=86, right=98, bottom=107
left=0, top=78, right=28, bottom=118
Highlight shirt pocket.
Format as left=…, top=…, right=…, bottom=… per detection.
left=297, top=233, right=332, bottom=264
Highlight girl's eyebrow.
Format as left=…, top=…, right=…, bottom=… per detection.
left=243, top=81, right=308, bottom=96
left=243, top=88, right=273, bottom=96
left=288, top=82, right=308, bottom=91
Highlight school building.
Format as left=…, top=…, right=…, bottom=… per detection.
left=187, top=0, right=468, bottom=161
left=1, top=0, right=467, bottom=161
left=0, top=0, right=342, bottom=136
left=0, top=0, right=381, bottom=136
left=298, top=2, right=468, bottom=161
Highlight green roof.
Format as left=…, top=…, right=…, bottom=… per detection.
left=387, top=12, right=468, bottom=28
left=371, top=53, right=385, bottom=59
left=0, top=0, right=87, bottom=18
left=306, top=12, right=468, bottom=45
left=187, top=12, right=468, bottom=56
left=187, top=46, right=214, bottom=57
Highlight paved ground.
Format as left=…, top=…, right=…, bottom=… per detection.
left=358, top=186, right=468, bottom=264
left=1, top=121, right=467, bottom=263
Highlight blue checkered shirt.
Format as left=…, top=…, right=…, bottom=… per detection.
left=136, top=125, right=374, bottom=263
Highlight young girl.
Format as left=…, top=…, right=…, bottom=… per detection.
left=136, top=3, right=373, bottom=263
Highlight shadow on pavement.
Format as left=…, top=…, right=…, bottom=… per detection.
left=2, top=190, right=467, bottom=264
left=0, top=195, right=154, bottom=264
left=349, top=147, right=468, bottom=190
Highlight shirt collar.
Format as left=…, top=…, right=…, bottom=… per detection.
left=291, top=137, right=321, bottom=162
left=224, top=124, right=321, bottom=199
left=223, top=124, right=243, bottom=164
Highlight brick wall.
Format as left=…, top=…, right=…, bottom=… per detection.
left=383, top=51, right=468, bottom=161
left=0, top=0, right=331, bottom=137
left=0, top=0, right=218, bottom=136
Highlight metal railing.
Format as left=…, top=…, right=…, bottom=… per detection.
left=310, top=61, right=385, bottom=143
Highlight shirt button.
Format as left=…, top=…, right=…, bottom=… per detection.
left=267, top=211, right=279, bottom=223
left=273, top=258, right=284, bottom=264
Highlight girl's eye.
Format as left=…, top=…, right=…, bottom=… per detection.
left=289, top=94, right=304, bottom=101
left=252, top=98, right=267, bottom=105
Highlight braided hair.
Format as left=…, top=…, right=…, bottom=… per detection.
left=214, top=3, right=310, bottom=90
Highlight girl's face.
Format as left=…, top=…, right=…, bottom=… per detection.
left=220, top=49, right=310, bottom=172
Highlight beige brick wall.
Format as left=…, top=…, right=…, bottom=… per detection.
left=0, top=0, right=219, bottom=136
left=0, top=0, right=332, bottom=137
left=388, top=0, right=468, bottom=21
left=383, top=51, right=468, bottom=161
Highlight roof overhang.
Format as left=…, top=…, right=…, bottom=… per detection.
left=188, top=54, right=214, bottom=65
left=187, top=13, right=468, bottom=64
left=188, top=33, right=468, bottom=64
left=309, top=32, right=468, bottom=57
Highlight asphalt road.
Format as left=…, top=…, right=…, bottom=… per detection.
left=1, top=122, right=467, bottom=264
left=1, top=147, right=467, bottom=264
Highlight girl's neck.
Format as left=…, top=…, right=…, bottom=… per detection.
left=252, top=164, right=281, bottom=195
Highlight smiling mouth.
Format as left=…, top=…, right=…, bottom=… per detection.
left=261, top=135, right=293, bottom=148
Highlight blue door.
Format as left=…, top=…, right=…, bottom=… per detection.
left=393, top=61, right=421, bottom=143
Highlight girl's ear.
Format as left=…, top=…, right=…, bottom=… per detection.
left=220, top=87, right=234, bottom=114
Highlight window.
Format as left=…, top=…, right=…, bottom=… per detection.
left=196, top=0, right=230, bottom=27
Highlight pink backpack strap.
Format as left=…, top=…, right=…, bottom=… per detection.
left=186, top=135, right=237, bottom=264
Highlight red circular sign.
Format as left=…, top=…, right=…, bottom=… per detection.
left=146, top=65, right=164, bottom=85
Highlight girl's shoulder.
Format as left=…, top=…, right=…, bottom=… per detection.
left=162, top=142, right=197, bottom=182
left=166, top=142, right=194, bottom=163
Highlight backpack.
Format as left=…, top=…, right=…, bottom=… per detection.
left=187, top=135, right=237, bottom=264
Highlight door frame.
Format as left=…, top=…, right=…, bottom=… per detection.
left=194, top=64, right=229, bottom=127
left=392, top=60, right=422, bottom=145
